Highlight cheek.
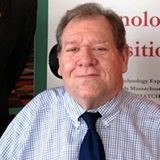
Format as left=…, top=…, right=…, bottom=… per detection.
left=58, top=57, right=74, bottom=77
left=102, top=59, right=123, bottom=77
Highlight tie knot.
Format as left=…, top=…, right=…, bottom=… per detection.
left=81, top=112, right=101, bottom=129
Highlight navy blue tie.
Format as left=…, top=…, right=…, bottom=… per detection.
left=79, top=112, right=105, bottom=160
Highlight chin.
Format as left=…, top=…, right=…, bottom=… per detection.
left=78, top=91, right=100, bottom=99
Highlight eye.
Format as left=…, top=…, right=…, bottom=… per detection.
left=66, top=47, right=80, bottom=53
left=92, top=47, right=108, bottom=53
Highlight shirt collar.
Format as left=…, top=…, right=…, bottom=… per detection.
left=64, top=89, right=126, bottom=128
left=64, top=92, right=85, bottom=128
left=97, top=89, right=125, bottom=127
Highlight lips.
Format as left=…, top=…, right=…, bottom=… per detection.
left=76, top=73, right=99, bottom=78
left=73, top=68, right=100, bottom=78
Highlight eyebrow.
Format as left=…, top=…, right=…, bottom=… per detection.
left=64, top=40, right=79, bottom=45
left=63, top=39, right=109, bottom=46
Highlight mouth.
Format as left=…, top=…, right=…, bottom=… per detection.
left=76, top=74, right=99, bottom=78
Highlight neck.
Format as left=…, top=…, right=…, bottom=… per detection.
left=74, top=89, right=121, bottom=110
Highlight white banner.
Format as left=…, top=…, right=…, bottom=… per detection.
left=47, top=0, right=160, bottom=104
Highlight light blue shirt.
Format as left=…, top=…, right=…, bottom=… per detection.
left=0, top=86, right=160, bottom=160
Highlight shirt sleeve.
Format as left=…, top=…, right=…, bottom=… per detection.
left=0, top=88, right=61, bottom=159
left=0, top=118, right=25, bottom=159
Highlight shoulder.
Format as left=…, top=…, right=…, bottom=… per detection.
left=120, top=91, right=160, bottom=130
left=29, top=86, right=66, bottom=107
left=122, top=90, right=160, bottom=111
left=8, top=86, right=66, bottom=132
left=120, top=90, right=160, bottom=118
left=0, top=87, right=66, bottom=158
left=21, top=86, right=66, bottom=116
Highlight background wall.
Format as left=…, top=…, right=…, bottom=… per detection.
left=47, top=0, right=160, bottom=104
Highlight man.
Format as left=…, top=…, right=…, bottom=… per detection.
left=0, top=3, right=160, bottom=160
left=0, top=0, right=37, bottom=136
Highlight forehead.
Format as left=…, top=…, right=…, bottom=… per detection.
left=61, top=16, right=114, bottom=44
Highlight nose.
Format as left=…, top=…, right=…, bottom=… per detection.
left=76, top=47, right=98, bottom=67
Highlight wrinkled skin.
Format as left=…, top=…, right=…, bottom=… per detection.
left=58, top=16, right=129, bottom=109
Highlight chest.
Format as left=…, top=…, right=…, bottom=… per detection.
left=19, top=118, right=160, bottom=160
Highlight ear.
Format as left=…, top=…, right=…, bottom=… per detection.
left=57, top=54, right=62, bottom=76
left=121, top=44, right=129, bottom=73
left=57, top=65, right=62, bottom=77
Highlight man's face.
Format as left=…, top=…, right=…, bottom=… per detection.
left=58, top=16, right=128, bottom=108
